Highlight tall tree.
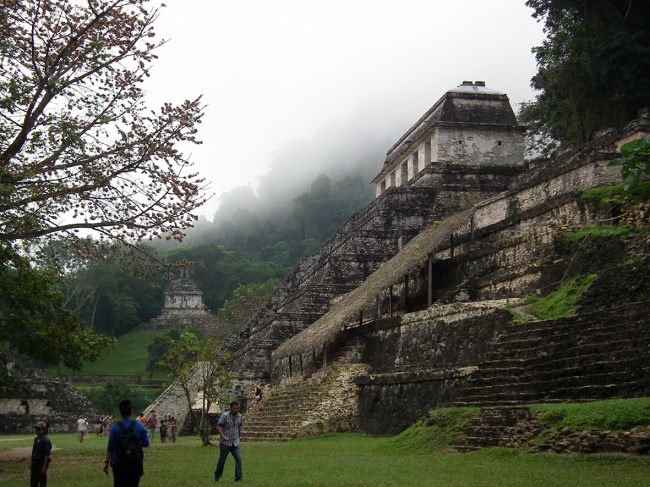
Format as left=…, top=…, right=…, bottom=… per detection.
left=158, top=332, right=231, bottom=446
left=0, top=243, right=111, bottom=371
left=216, top=278, right=280, bottom=336
left=522, top=0, right=650, bottom=149
left=0, top=0, right=205, bottom=371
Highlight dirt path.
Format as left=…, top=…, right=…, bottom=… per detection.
left=0, top=446, right=31, bottom=462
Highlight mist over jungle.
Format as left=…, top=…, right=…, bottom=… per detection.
left=52, top=102, right=412, bottom=341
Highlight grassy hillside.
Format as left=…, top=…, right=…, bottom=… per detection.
left=67, top=329, right=166, bottom=379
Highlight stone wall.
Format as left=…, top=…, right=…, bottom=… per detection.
left=0, top=368, right=96, bottom=434
left=432, top=126, right=525, bottom=166
left=455, top=407, right=650, bottom=454
left=355, top=303, right=513, bottom=435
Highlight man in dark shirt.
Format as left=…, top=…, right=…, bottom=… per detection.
left=30, top=421, right=51, bottom=487
left=214, top=401, right=243, bottom=482
left=103, top=399, right=150, bottom=487
left=167, top=414, right=178, bottom=443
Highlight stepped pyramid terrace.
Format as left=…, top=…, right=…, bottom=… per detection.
left=148, top=83, right=650, bottom=442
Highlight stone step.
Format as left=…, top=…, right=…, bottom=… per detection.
left=468, top=353, right=650, bottom=388
left=475, top=340, right=650, bottom=376
left=498, top=319, right=649, bottom=347
left=241, top=426, right=311, bottom=440
left=476, top=358, right=528, bottom=369
left=451, top=398, right=574, bottom=407
left=454, top=445, right=482, bottom=452
left=453, top=379, right=645, bottom=407
left=494, top=327, right=650, bottom=358
left=463, top=366, right=650, bottom=395
left=241, top=359, right=366, bottom=442
left=244, top=416, right=314, bottom=427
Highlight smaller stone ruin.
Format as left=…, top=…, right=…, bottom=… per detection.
left=0, top=362, right=96, bottom=434
left=140, top=270, right=218, bottom=334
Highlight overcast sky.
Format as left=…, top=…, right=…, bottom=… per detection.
left=145, top=0, right=546, bottom=219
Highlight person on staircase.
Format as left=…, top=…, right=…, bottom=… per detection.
left=214, top=401, right=243, bottom=482
left=253, top=384, right=263, bottom=412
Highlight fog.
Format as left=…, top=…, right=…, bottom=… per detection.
left=145, top=0, right=546, bottom=220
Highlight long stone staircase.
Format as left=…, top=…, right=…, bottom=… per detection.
left=452, top=303, right=650, bottom=407
left=240, top=340, right=369, bottom=442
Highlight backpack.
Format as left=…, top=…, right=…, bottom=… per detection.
left=115, top=420, right=143, bottom=465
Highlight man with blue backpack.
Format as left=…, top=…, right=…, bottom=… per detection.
left=103, top=399, right=150, bottom=487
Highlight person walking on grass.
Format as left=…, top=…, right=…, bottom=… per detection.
left=30, top=421, right=51, bottom=487
left=103, top=399, right=150, bottom=487
left=214, top=401, right=243, bottom=482
left=159, top=419, right=167, bottom=443
left=75, top=416, right=87, bottom=443
left=167, top=414, right=177, bottom=443
left=147, top=412, right=157, bottom=443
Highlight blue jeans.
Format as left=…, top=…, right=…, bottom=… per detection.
left=215, top=443, right=242, bottom=481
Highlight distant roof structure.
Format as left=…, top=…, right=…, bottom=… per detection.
left=164, top=276, right=203, bottom=297
left=374, top=80, right=521, bottom=180
left=448, top=80, right=502, bottom=94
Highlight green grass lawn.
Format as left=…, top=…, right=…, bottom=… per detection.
left=63, top=330, right=166, bottom=379
left=1, top=432, right=649, bottom=486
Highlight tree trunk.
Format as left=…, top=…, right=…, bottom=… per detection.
left=200, top=409, right=211, bottom=446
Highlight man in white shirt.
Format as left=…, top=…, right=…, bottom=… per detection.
left=76, top=417, right=87, bottom=443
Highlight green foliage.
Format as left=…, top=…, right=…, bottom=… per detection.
left=609, top=136, right=650, bottom=192
left=529, top=274, right=597, bottom=320
left=534, top=397, right=650, bottom=432
left=293, top=174, right=374, bottom=241
left=580, top=184, right=627, bottom=203
left=80, top=381, right=164, bottom=418
left=158, top=332, right=231, bottom=445
left=523, top=1, right=650, bottom=147
left=561, top=225, right=631, bottom=242
left=217, top=279, right=280, bottom=330
left=510, top=274, right=598, bottom=322
left=152, top=172, right=374, bottom=317
left=503, top=305, right=531, bottom=324
left=389, top=408, right=480, bottom=452
left=0, top=0, right=205, bottom=377
left=71, top=330, right=165, bottom=378
left=65, top=254, right=165, bottom=337
left=581, top=182, right=650, bottom=204
left=389, top=398, right=650, bottom=455
left=0, top=244, right=113, bottom=372
left=165, top=244, right=289, bottom=313
left=146, top=329, right=181, bottom=378
left=518, top=100, right=560, bottom=159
